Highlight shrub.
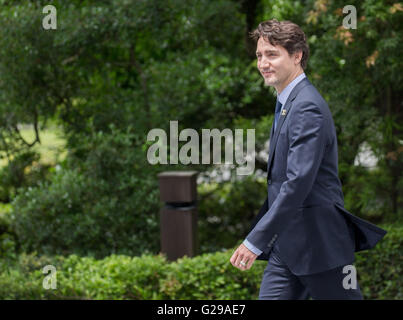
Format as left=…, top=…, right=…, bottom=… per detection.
left=0, top=203, right=18, bottom=261
left=0, top=150, right=50, bottom=203
left=355, top=224, right=403, bottom=299
left=342, top=165, right=398, bottom=223
left=10, top=127, right=161, bottom=258
left=0, top=224, right=401, bottom=300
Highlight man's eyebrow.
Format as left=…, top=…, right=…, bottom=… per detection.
left=256, top=49, right=279, bottom=55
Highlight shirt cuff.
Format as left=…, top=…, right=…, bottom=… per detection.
left=243, top=239, right=263, bottom=256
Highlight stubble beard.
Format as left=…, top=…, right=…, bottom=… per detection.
left=263, top=76, right=278, bottom=87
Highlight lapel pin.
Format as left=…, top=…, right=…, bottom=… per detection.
left=281, top=109, right=287, bottom=115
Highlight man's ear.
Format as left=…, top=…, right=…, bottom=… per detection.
left=294, top=50, right=303, bottom=66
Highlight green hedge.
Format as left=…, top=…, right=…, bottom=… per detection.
left=0, top=224, right=401, bottom=300
left=354, top=224, right=403, bottom=299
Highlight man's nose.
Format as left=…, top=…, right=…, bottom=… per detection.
left=259, top=56, right=270, bottom=69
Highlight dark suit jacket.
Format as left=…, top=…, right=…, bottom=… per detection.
left=247, top=77, right=387, bottom=276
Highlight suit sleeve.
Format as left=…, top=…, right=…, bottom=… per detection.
left=246, top=100, right=328, bottom=253
left=243, top=239, right=263, bottom=256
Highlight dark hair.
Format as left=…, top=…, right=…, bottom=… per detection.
left=250, top=19, right=309, bottom=69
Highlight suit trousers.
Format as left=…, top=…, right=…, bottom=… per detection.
left=258, top=245, right=363, bottom=300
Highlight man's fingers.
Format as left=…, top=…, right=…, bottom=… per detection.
left=230, top=249, right=245, bottom=270
left=246, top=257, right=256, bottom=270
left=236, top=254, right=250, bottom=270
left=238, top=253, right=256, bottom=270
left=235, top=253, right=245, bottom=269
left=241, top=259, right=249, bottom=270
left=230, top=245, right=257, bottom=270
left=230, top=250, right=239, bottom=267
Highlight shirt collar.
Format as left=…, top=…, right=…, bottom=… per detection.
left=277, top=72, right=306, bottom=106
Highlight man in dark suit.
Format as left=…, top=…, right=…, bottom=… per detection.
left=230, top=19, right=387, bottom=299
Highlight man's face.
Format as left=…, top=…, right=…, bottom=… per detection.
left=256, top=37, right=301, bottom=93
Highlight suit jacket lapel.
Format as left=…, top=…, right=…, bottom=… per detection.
left=266, top=117, right=275, bottom=172
left=267, top=78, right=312, bottom=179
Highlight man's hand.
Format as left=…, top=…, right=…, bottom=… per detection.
left=230, top=243, right=258, bottom=271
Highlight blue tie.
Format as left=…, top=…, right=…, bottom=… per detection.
left=274, top=99, right=282, bottom=131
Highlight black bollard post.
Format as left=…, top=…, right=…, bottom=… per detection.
left=158, top=171, right=199, bottom=261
